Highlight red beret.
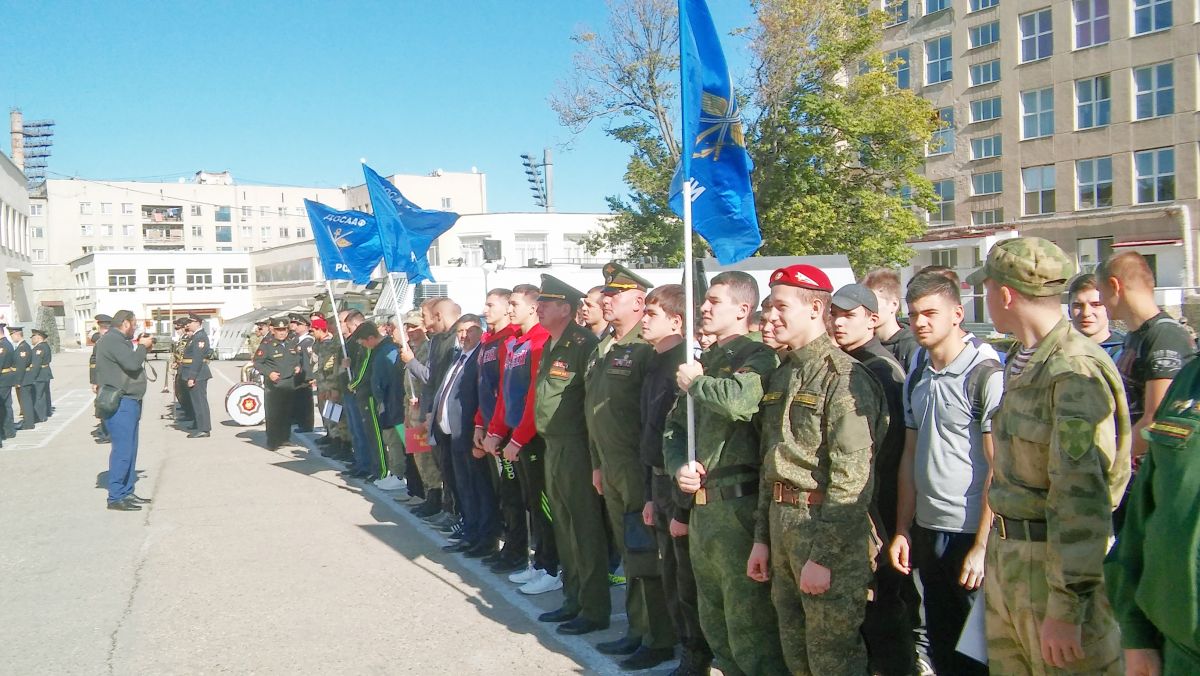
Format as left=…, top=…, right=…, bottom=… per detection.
left=311, top=317, right=328, bottom=331
left=769, top=264, right=833, bottom=292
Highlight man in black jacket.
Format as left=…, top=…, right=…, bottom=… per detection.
left=96, top=310, right=155, bottom=511
left=180, top=315, right=212, bottom=438
left=30, top=329, right=53, bottom=423
left=89, top=315, right=111, bottom=443
left=0, top=325, right=16, bottom=440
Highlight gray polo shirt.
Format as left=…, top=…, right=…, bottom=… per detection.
left=903, top=342, right=1003, bottom=533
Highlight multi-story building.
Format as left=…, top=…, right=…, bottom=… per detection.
left=0, top=150, right=34, bottom=324
left=882, top=0, right=1199, bottom=315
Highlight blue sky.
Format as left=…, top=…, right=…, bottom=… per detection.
left=1, top=1, right=755, bottom=213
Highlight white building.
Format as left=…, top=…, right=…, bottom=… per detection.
left=0, top=150, right=34, bottom=324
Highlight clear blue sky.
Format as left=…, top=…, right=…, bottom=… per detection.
left=1, top=1, right=755, bottom=213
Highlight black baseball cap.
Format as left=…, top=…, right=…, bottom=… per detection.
left=831, top=283, right=880, bottom=314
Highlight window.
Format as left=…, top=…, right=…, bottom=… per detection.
left=296, top=227, right=307, bottom=239
left=972, top=208, right=1004, bottom=225
left=969, top=97, right=1002, bottom=122
left=31, top=249, right=45, bottom=262
left=279, top=227, right=289, bottom=238
left=1076, top=157, right=1113, bottom=209
left=971, top=135, right=1003, bottom=159
left=31, top=226, right=44, bottom=238
left=886, top=0, right=909, bottom=25
left=970, top=0, right=998, bottom=11
left=931, top=248, right=958, bottom=268
left=1019, top=9, right=1053, bottom=63
left=240, top=225, right=252, bottom=237
left=81, top=246, right=94, bottom=254
left=1134, top=63, right=1174, bottom=120
left=1135, top=148, right=1175, bottom=204
left=888, top=49, right=910, bottom=89
left=925, top=36, right=953, bottom=85
left=108, top=269, right=136, bottom=292
left=1021, top=87, right=1055, bottom=139
left=190, top=205, right=202, bottom=217
left=215, top=206, right=231, bottom=222
left=79, top=202, right=92, bottom=215
left=1133, top=0, right=1172, bottom=34
left=216, top=225, right=232, bottom=243
left=515, top=234, right=549, bottom=265
left=122, top=224, right=134, bottom=236
left=929, top=108, right=955, bottom=155
left=189, top=225, right=202, bottom=237
left=260, top=226, right=270, bottom=238
left=440, top=197, right=453, bottom=210
left=100, top=224, right=113, bottom=236
left=185, top=268, right=213, bottom=290
left=969, top=21, right=1000, bottom=48
left=29, top=204, right=43, bottom=216
left=1076, top=75, right=1111, bottom=129
left=1074, top=0, right=1110, bottom=48
left=930, top=179, right=955, bottom=224
left=242, top=206, right=252, bottom=218
left=100, top=202, right=112, bottom=215
left=121, top=203, right=134, bottom=215
left=124, top=246, right=137, bottom=252
left=147, top=269, right=175, bottom=292
left=223, top=268, right=249, bottom=290
left=1022, top=165, right=1056, bottom=215
left=969, top=60, right=1000, bottom=86
left=925, top=0, right=949, bottom=14
left=972, top=171, right=1003, bottom=195
left=80, top=224, right=94, bottom=236
left=278, top=207, right=287, bottom=217
left=1078, top=236, right=1114, bottom=272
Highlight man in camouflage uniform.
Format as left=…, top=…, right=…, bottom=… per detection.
left=747, top=264, right=886, bottom=675
left=311, top=317, right=349, bottom=458
left=968, top=237, right=1130, bottom=674
left=665, top=271, right=787, bottom=676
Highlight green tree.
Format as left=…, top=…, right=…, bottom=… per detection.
left=36, top=305, right=61, bottom=353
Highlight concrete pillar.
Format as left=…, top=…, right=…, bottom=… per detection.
left=8, top=109, right=23, bottom=171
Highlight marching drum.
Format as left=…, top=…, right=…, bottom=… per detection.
left=225, top=382, right=265, bottom=426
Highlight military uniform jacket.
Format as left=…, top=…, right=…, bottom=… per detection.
left=991, top=318, right=1131, bottom=624
left=535, top=322, right=598, bottom=439
left=14, top=341, right=33, bottom=386
left=1106, top=356, right=1200, bottom=654
left=180, top=329, right=212, bottom=382
left=29, top=342, right=51, bottom=382
left=584, top=325, right=654, bottom=470
left=313, top=337, right=345, bottom=393
left=754, top=334, right=887, bottom=564
left=173, top=332, right=191, bottom=372
left=0, top=337, right=17, bottom=387
left=88, top=332, right=100, bottom=385
left=253, top=336, right=303, bottom=391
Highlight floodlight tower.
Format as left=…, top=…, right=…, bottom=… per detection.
left=520, top=149, right=553, bottom=212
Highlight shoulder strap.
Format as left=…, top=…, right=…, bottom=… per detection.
left=965, top=358, right=1003, bottom=421
left=904, top=347, right=929, bottom=405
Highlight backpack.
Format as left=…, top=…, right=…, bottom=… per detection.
left=906, top=347, right=1002, bottom=422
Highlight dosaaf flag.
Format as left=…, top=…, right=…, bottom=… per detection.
left=362, top=164, right=459, bottom=285
left=304, top=199, right=383, bottom=285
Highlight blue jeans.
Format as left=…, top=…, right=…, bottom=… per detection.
left=342, top=391, right=369, bottom=472
left=106, top=397, right=142, bottom=502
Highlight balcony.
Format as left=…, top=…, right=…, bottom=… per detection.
left=142, top=205, right=183, bottom=223
left=143, top=227, right=184, bottom=246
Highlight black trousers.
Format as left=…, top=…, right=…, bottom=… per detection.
left=434, top=424, right=458, bottom=516
left=863, top=549, right=918, bottom=675
left=264, top=386, right=293, bottom=449
left=516, top=437, right=557, bottom=574
left=911, top=524, right=988, bottom=676
left=175, top=373, right=195, bottom=420
left=17, top=385, right=34, bottom=429
left=188, top=378, right=211, bottom=433
left=652, top=474, right=711, bottom=657
left=0, top=386, right=15, bottom=438
left=291, top=386, right=314, bottom=432
left=491, top=450, right=528, bottom=560
left=33, top=381, right=50, bottom=422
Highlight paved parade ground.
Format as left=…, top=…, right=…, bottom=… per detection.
left=0, top=351, right=646, bottom=675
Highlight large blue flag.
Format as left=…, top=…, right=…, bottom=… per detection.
left=304, top=199, right=383, bottom=285
left=362, top=164, right=459, bottom=285
left=362, top=164, right=419, bottom=281
left=669, top=0, right=761, bottom=265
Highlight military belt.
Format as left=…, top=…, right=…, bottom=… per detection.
left=992, top=514, right=1047, bottom=542
left=694, top=480, right=758, bottom=506
left=181, top=359, right=193, bottom=364
left=772, top=481, right=824, bottom=507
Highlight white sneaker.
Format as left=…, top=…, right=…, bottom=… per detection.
left=519, top=570, right=563, bottom=595
left=508, top=565, right=538, bottom=584
left=374, top=474, right=406, bottom=490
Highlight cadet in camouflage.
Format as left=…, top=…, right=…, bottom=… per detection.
left=969, top=237, right=1131, bottom=674
left=311, top=317, right=347, bottom=448
left=749, top=264, right=886, bottom=675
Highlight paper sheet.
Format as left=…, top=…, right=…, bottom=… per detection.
left=956, top=590, right=988, bottom=665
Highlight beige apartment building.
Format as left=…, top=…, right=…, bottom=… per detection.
left=882, top=0, right=1200, bottom=313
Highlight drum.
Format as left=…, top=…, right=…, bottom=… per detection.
left=225, top=382, right=265, bottom=426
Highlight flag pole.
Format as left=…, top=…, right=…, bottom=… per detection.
left=385, top=271, right=410, bottom=351
left=326, top=279, right=348, bottom=359
left=683, top=179, right=697, bottom=468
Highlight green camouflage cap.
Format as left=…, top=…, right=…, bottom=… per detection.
left=966, top=237, right=1075, bottom=297
left=402, top=309, right=423, bottom=326
left=602, top=261, right=654, bottom=293
left=538, top=274, right=585, bottom=309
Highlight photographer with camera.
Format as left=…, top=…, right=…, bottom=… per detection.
left=95, top=310, right=155, bottom=512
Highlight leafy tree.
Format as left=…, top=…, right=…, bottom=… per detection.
left=36, top=305, right=60, bottom=353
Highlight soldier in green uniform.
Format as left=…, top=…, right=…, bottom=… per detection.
left=312, top=316, right=350, bottom=459
left=664, top=271, right=788, bottom=676
left=584, top=261, right=677, bottom=661
left=253, top=317, right=303, bottom=451
left=1107, top=356, right=1200, bottom=675
left=968, top=237, right=1130, bottom=674
left=531, top=275, right=612, bottom=637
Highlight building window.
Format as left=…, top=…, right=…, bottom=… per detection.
left=109, top=269, right=136, bottom=292
left=969, top=0, right=998, bottom=11
left=1019, top=9, right=1053, bottom=63
left=260, top=206, right=269, bottom=217
left=969, top=21, right=1000, bottom=48
left=930, top=179, right=955, bottom=224
left=29, top=204, right=43, bottom=216
left=886, top=0, right=909, bottom=25
left=1135, top=148, right=1175, bottom=204
left=1076, top=75, right=1111, bottom=129
left=99, top=202, right=111, bottom=215
left=80, top=224, right=94, bottom=237
left=972, top=208, right=1004, bottom=225
left=215, top=206, right=231, bottom=222
left=1022, top=165, right=1056, bottom=215
left=1074, top=0, right=1110, bottom=48
left=31, top=249, right=45, bottom=262
left=1133, top=0, right=1172, bottom=34
left=969, top=96, right=1002, bottom=122
left=240, top=225, right=252, bottom=237
left=929, top=108, right=955, bottom=155
left=121, top=203, right=134, bottom=215
left=260, top=227, right=270, bottom=239
left=1076, top=157, right=1113, bottom=209
left=970, top=134, right=1003, bottom=160
left=1078, top=236, right=1114, bottom=272
left=122, top=224, right=134, bottom=236
left=925, top=0, right=949, bottom=14
left=931, top=248, right=958, bottom=268
left=79, top=202, right=92, bottom=215
left=216, top=225, right=232, bottom=243
left=242, top=206, right=252, bottom=218
left=185, top=268, right=213, bottom=290
left=1134, top=63, right=1174, bottom=120
left=191, top=225, right=202, bottom=237
left=223, top=268, right=249, bottom=290
left=100, top=224, right=113, bottom=237
left=925, top=36, right=953, bottom=85
left=279, top=227, right=289, bottom=238
left=1021, top=87, right=1055, bottom=139
left=296, top=227, right=306, bottom=239
left=515, top=234, right=549, bottom=265
left=969, top=60, right=1000, bottom=86
left=190, top=205, right=202, bottom=217
left=888, top=49, right=910, bottom=89
left=972, top=171, right=1003, bottom=195
left=147, top=269, right=175, bottom=292
left=31, top=226, right=44, bottom=238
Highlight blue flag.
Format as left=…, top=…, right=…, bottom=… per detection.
left=669, top=0, right=761, bottom=265
left=362, top=164, right=420, bottom=281
left=362, top=164, right=459, bottom=285
left=304, top=199, right=383, bottom=285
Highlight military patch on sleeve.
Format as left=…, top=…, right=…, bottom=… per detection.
left=1148, top=420, right=1192, bottom=440
left=794, top=392, right=819, bottom=408
left=761, top=391, right=782, bottom=404
left=197, top=341, right=205, bottom=348
left=1057, top=417, right=1094, bottom=460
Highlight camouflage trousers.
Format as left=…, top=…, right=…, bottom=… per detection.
left=768, top=501, right=872, bottom=676
left=316, top=389, right=346, bottom=440
left=689, top=495, right=788, bottom=676
left=412, top=448, right=442, bottom=490
left=985, top=536, right=1122, bottom=675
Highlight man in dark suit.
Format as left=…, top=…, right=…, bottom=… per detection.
left=11, top=327, right=35, bottom=430
left=0, top=325, right=16, bottom=440
left=433, top=314, right=498, bottom=557
left=30, top=329, right=53, bottom=423
left=180, top=315, right=212, bottom=438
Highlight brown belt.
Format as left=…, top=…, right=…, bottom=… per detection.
left=773, top=481, right=824, bottom=506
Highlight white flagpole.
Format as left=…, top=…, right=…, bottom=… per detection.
left=385, top=271, right=411, bottom=351
left=326, top=280, right=349, bottom=359
left=683, top=179, right=697, bottom=467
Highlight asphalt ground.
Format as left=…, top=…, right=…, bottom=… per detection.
left=0, top=350, right=686, bottom=675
